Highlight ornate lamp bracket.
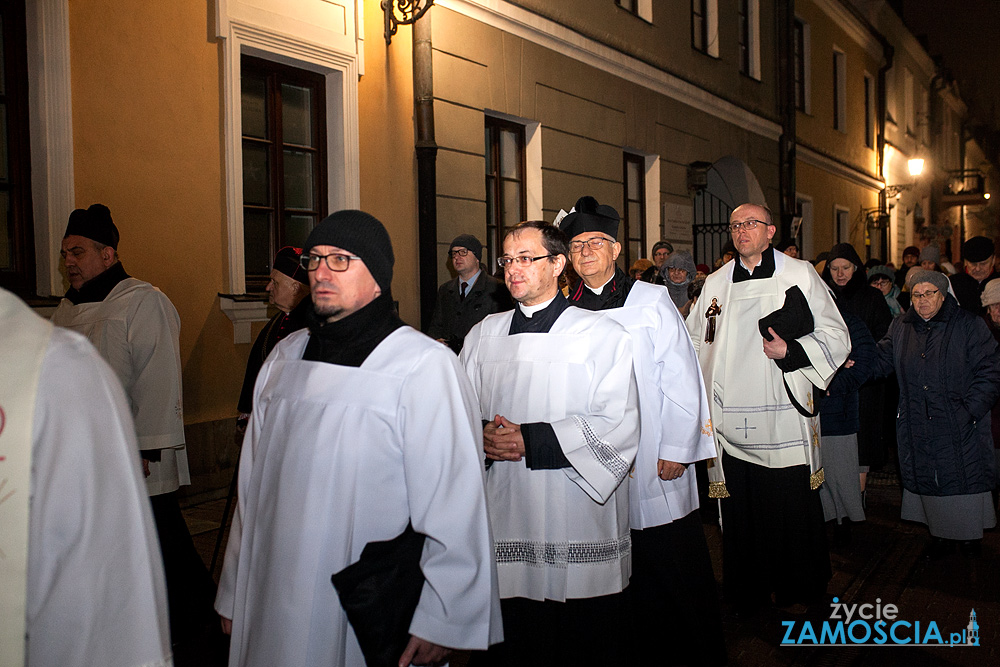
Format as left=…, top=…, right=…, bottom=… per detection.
left=382, top=0, right=434, bottom=45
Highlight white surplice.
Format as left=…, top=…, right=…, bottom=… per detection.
left=604, top=282, right=716, bottom=529
left=0, top=288, right=172, bottom=667
left=688, top=251, right=850, bottom=492
left=51, top=278, right=188, bottom=496
left=460, top=306, right=640, bottom=601
left=216, top=327, right=500, bottom=667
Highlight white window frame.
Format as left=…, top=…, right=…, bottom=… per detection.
left=864, top=73, right=875, bottom=148
left=745, top=0, right=761, bottom=79
left=834, top=205, right=850, bottom=245
left=904, top=67, right=915, bottom=136
left=483, top=109, right=543, bottom=222
left=794, top=16, right=812, bottom=115
left=833, top=49, right=847, bottom=133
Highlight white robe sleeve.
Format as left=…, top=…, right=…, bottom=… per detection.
left=27, top=329, right=171, bottom=667
left=792, top=269, right=851, bottom=391
left=126, top=290, right=184, bottom=451
left=651, top=292, right=715, bottom=463
left=400, top=346, right=500, bottom=649
left=550, top=319, right=640, bottom=504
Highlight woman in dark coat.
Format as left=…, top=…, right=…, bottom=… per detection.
left=874, top=269, right=1000, bottom=556
left=818, top=309, right=876, bottom=545
left=822, top=243, right=894, bottom=493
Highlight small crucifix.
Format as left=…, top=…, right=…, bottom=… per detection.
left=735, top=418, right=756, bottom=439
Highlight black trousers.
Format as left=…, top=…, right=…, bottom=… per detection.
left=628, top=512, right=727, bottom=666
left=720, top=452, right=831, bottom=608
left=149, top=492, right=220, bottom=646
left=477, top=591, right=628, bottom=667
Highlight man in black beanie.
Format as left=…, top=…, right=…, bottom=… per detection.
left=215, top=210, right=499, bottom=666
left=951, top=235, right=1000, bottom=314
left=426, top=233, right=511, bottom=353
left=51, top=203, right=220, bottom=655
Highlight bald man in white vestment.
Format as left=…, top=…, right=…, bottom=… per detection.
left=0, top=287, right=171, bottom=667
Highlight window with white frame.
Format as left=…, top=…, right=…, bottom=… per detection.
left=864, top=74, right=875, bottom=148
left=692, top=0, right=719, bottom=57
left=241, top=55, right=328, bottom=289
left=616, top=0, right=652, bottom=22
left=485, top=117, right=526, bottom=269
left=904, top=67, right=915, bottom=136
left=622, top=153, right=647, bottom=271
left=833, top=50, right=846, bottom=132
left=835, top=206, right=850, bottom=245
left=737, top=0, right=760, bottom=79
left=793, top=18, right=811, bottom=113
left=885, top=66, right=897, bottom=125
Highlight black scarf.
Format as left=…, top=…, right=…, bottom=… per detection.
left=567, top=267, right=633, bottom=312
left=732, top=246, right=776, bottom=283
left=508, top=292, right=570, bottom=335
left=303, top=292, right=404, bottom=367
left=65, top=262, right=131, bottom=304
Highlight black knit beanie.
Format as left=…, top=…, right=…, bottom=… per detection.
left=304, top=210, right=394, bottom=291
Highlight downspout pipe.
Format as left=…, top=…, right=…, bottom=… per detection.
left=413, top=11, right=438, bottom=327
left=777, top=0, right=796, bottom=240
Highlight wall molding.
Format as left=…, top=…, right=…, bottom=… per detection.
left=798, top=144, right=884, bottom=192
left=436, top=0, right=782, bottom=141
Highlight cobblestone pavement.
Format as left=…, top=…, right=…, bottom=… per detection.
left=183, top=468, right=998, bottom=666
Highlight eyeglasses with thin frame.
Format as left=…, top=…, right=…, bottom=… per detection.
left=911, top=288, right=940, bottom=301
left=569, top=237, right=614, bottom=253
left=449, top=248, right=471, bottom=258
left=728, top=219, right=768, bottom=233
left=300, top=252, right=363, bottom=272
left=870, top=276, right=892, bottom=285
left=497, top=254, right=556, bottom=270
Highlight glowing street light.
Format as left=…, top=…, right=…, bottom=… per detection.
left=908, top=158, right=925, bottom=177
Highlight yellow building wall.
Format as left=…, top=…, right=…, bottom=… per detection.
left=68, top=0, right=244, bottom=426
left=358, top=1, right=421, bottom=326
left=796, top=160, right=880, bottom=257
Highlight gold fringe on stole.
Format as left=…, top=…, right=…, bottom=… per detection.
left=809, top=468, right=825, bottom=490
left=708, top=481, right=730, bottom=499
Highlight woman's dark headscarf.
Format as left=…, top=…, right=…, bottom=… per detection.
left=821, top=243, right=867, bottom=298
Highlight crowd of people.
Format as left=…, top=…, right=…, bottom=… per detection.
left=4, top=199, right=999, bottom=667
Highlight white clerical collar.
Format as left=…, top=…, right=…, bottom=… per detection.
left=739, top=255, right=763, bottom=272
left=518, top=294, right=557, bottom=318
left=585, top=274, right=615, bottom=296
left=459, top=269, right=481, bottom=290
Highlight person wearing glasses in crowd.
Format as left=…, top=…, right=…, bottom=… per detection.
left=873, top=269, right=1000, bottom=559
left=687, top=203, right=850, bottom=615
left=560, top=197, right=726, bottom=666
left=426, top=234, right=512, bottom=353
left=459, top=220, right=639, bottom=666
left=216, top=210, right=500, bottom=667
left=867, top=264, right=906, bottom=316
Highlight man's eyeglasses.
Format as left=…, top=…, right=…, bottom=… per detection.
left=449, top=248, right=470, bottom=258
left=569, top=237, right=613, bottom=253
left=911, top=289, right=940, bottom=301
left=728, top=219, right=768, bottom=233
left=300, top=252, right=362, bottom=272
left=497, top=254, right=555, bottom=269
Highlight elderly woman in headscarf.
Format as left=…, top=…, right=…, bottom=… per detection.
left=874, top=269, right=1000, bottom=558
left=867, top=264, right=905, bottom=316
left=822, top=243, right=894, bottom=496
left=660, top=249, right=696, bottom=315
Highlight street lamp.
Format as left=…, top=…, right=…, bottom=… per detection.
left=908, top=158, right=924, bottom=177
left=383, top=0, right=434, bottom=45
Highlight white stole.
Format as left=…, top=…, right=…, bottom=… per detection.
left=0, top=289, right=53, bottom=667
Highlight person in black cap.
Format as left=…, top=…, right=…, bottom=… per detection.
left=425, top=233, right=511, bottom=353
left=561, top=197, right=727, bottom=666
left=640, top=239, right=674, bottom=284
left=235, top=246, right=311, bottom=431
left=894, top=245, right=920, bottom=288
left=51, top=203, right=221, bottom=656
left=215, top=210, right=499, bottom=667
left=951, top=235, right=1000, bottom=314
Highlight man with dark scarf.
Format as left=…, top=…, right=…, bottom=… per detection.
left=561, top=198, right=726, bottom=666
left=216, top=210, right=499, bottom=667
left=460, top=220, right=639, bottom=666
left=51, top=203, right=219, bottom=656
